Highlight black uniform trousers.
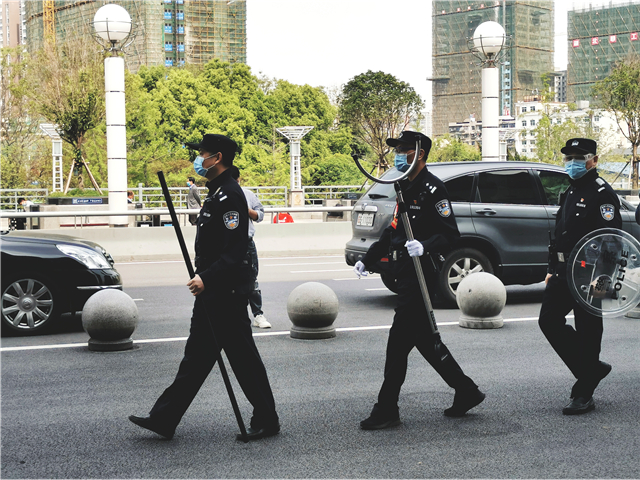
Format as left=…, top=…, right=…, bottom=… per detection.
left=149, top=289, right=278, bottom=430
left=538, top=274, right=603, bottom=397
left=375, top=268, right=477, bottom=414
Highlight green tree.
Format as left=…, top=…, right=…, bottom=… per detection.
left=429, top=135, right=481, bottom=162
left=339, top=70, right=423, bottom=175
left=26, top=39, right=105, bottom=193
left=592, top=55, right=640, bottom=188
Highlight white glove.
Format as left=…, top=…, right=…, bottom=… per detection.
left=354, top=260, right=368, bottom=278
left=405, top=240, right=424, bottom=257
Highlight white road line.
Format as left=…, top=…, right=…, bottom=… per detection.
left=132, top=299, right=144, bottom=302
left=264, top=262, right=345, bottom=267
left=261, top=255, right=343, bottom=261
left=291, top=269, right=354, bottom=273
left=116, top=261, right=185, bottom=265
left=365, top=288, right=389, bottom=291
left=334, top=276, right=380, bottom=281
left=0, top=316, right=547, bottom=353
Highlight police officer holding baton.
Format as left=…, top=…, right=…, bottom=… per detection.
left=129, top=134, right=279, bottom=441
left=354, top=131, right=484, bottom=430
left=539, top=138, right=621, bottom=415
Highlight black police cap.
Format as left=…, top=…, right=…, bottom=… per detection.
left=386, top=131, right=432, bottom=156
left=560, top=138, right=597, bottom=156
left=185, top=134, right=238, bottom=156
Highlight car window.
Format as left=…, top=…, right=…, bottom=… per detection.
left=477, top=169, right=539, bottom=205
left=537, top=170, right=570, bottom=206
left=444, top=174, right=475, bottom=202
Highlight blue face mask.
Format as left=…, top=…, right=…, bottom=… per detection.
left=193, top=154, right=215, bottom=177
left=565, top=160, right=588, bottom=180
left=394, top=153, right=410, bottom=172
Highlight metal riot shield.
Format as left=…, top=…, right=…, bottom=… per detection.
left=567, top=228, right=640, bottom=316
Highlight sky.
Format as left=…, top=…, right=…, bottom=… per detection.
left=245, top=0, right=633, bottom=109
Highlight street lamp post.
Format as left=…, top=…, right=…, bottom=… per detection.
left=92, top=4, right=133, bottom=227
left=470, top=21, right=508, bottom=162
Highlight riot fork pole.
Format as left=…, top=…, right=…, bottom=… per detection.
left=157, top=171, right=249, bottom=443
left=394, top=183, right=439, bottom=335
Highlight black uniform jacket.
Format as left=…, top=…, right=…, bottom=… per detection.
left=362, top=166, right=460, bottom=276
left=195, top=168, right=252, bottom=292
left=548, top=168, right=622, bottom=275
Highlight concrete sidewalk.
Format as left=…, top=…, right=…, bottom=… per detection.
left=2, top=315, right=638, bottom=478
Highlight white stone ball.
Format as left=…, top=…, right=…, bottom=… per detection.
left=82, top=289, right=138, bottom=341
left=456, top=272, right=506, bottom=318
left=287, top=282, right=339, bottom=327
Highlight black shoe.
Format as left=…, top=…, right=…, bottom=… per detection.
left=236, top=424, right=280, bottom=442
left=444, top=387, right=486, bottom=417
left=563, top=396, right=595, bottom=415
left=128, top=415, right=175, bottom=440
left=360, top=412, right=401, bottom=430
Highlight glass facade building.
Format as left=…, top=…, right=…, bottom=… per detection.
left=432, top=1, right=554, bottom=136
left=568, top=1, right=640, bottom=103
left=24, top=0, right=246, bottom=73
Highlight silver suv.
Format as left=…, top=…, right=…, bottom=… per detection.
left=345, top=161, right=640, bottom=306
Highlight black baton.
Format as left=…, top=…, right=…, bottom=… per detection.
left=157, top=171, right=249, bottom=443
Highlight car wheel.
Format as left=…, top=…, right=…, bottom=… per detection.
left=1, top=275, right=59, bottom=335
left=380, top=273, right=398, bottom=294
left=438, top=248, right=494, bottom=307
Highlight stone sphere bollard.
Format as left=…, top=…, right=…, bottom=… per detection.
left=457, top=272, right=506, bottom=329
left=287, top=282, right=339, bottom=339
left=82, top=289, right=138, bottom=351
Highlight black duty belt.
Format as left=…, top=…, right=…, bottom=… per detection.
left=194, top=255, right=250, bottom=269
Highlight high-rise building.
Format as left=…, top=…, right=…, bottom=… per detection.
left=23, top=0, right=246, bottom=72
left=431, top=1, right=554, bottom=137
left=1, top=0, right=23, bottom=48
left=567, top=1, right=640, bottom=103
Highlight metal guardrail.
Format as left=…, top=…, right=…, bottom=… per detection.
left=1, top=185, right=365, bottom=210
left=0, top=206, right=354, bottom=229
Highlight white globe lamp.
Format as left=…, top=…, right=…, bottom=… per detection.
left=93, top=4, right=131, bottom=44
left=472, top=21, right=506, bottom=58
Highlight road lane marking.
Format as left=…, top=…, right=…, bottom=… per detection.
left=264, top=262, right=345, bottom=267
left=0, top=316, right=552, bottom=352
left=291, top=269, right=354, bottom=273
left=365, top=288, right=389, bottom=291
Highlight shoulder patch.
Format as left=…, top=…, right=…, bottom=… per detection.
left=223, top=211, right=240, bottom=229
left=436, top=199, right=452, bottom=217
left=600, top=204, right=615, bottom=221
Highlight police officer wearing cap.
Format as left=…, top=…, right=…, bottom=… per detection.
left=129, top=134, right=280, bottom=441
left=539, top=137, right=621, bottom=415
left=354, top=131, right=485, bottom=430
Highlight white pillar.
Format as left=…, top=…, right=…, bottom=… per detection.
left=104, top=56, right=128, bottom=226
left=481, top=66, right=500, bottom=161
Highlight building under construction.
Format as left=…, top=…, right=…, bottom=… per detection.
left=24, top=0, right=246, bottom=72
left=431, top=1, right=554, bottom=136
left=568, top=1, right=640, bottom=103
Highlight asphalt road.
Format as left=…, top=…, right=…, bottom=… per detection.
left=2, top=256, right=639, bottom=479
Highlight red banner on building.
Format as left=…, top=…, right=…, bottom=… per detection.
left=609, top=35, right=617, bottom=43
left=572, top=39, right=580, bottom=48
left=591, top=37, right=599, bottom=45
left=631, top=32, right=639, bottom=41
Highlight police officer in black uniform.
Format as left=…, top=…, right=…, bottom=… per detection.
left=354, top=131, right=485, bottom=430
left=129, top=134, right=279, bottom=440
left=539, top=138, right=621, bottom=415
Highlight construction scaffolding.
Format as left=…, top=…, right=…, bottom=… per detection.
left=431, top=1, right=554, bottom=136
left=568, top=1, right=640, bottom=103
left=24, top=0, right=246, bottom=73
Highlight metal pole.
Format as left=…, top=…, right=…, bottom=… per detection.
left=157, top=171, right=249, bottom=443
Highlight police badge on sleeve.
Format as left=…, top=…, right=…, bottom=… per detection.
left=223, top=211, right=240, bottom=229
left=600, top=204, right=615, bottom=221
left=436, top=200, right=452, bottom=217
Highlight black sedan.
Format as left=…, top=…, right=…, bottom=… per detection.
left=1, top=231, right=122, bottom=335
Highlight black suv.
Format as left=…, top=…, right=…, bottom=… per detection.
left=345, top=161, right=640, bottom=306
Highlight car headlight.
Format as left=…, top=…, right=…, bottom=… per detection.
left=56, top=244, right=112, bottom=269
